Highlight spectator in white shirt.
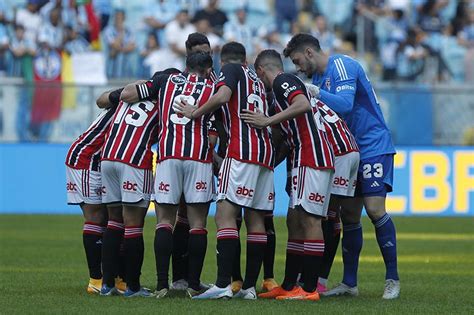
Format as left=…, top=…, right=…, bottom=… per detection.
left=144, top=0, right=180, bottom=47
left=9, top=24, right=37, bottom=76
left=164, top=9, right=196, bottom=70
left=224, top=8, right=254, bottom=57
left=103, top=9, right=136, bottom=78
left=64, top=26, right=90, bottom=55
left=140, top=32, right=180, bottom=77
left=15, top=1, right=42, bottom=44
left=311, top=15, right=342, bottom=53
left=38, top=7, right=64, bottom=50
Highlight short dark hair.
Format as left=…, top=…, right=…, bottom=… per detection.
left=185, top=32, right=210, bottom=53
left=186, top=52, right=213, bottom=75
left=254, top=49, right=283, bottom=71
left=283, top=33, right=321, bottom=58
left=221, top=41, right=246, bottom=64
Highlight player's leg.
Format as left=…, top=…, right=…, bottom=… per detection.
left=320, top=151, right=359, bottom=292
left=299, top=208, right=324, bottom=294
left=361, top=154, right=399, bottom=299
left=238, top=208, right=266, bottom=297
left=318, top=195, right=342, bottom=292
left=322, top=196, right=363, bottom=297
left=365, top=197, right=399, bottom=299
left=171, top=198, right=190, bottom=289
left=279, top=167, right=332, bottom=301
left=99, top=161, right=126, bottom=295
left=215, top=200, right=240, bottom=288
left=153, top=159, right=183, bottom=297
left=101, top=205, right=124, bottom=295
left=122, top=203, right=149, bottom=297
left=186, top=202, right=210, bottom=294
left=261, top=211, right=278, bottom=292
left=259, top=208, right=304, bottom=299
left=67, top=166, right=108, bottom=294
left=120, top=164, right=153, bottom=297
left=154, top=203, right=178, bottom=296
left=193, top=158, right=253, bottom=299
left=231, top=209, right=243, bottom=293
left=81, top=203, right=107, bottom=294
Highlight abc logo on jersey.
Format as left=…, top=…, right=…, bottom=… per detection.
left=333, top=176, right=349, bottom=187
left=308, top=192, right=325, bottom=204
left=268, top=192, right=275, bottom=201
left=158, top=181, right=170, bottom=193
left=66, top=182, right=77, bottom=192
left=123, top=181, right=138, bottom=191
left=236, top=186, right=254, bottom=198
left=95, top=186, right=106, bottom=196
left=195, top=181, right=207, bottom=191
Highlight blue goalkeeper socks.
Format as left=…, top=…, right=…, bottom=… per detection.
left=341, top=223, right=363, bottom=287
left=373, top=213, right=399, bottom=281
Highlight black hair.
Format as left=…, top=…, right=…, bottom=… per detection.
left=161, top=68, right=182, bottom=75
left=186, top=52, right=213, bottom=75
left=254, top=49, right=283, bottom=70
left=283, top=33, right=321, bottom=58
left=185, top=32, right=210, bottom=53
left=221, top=41, right=246, bottom=64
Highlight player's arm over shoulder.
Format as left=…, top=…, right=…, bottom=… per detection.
left=216, top=63, right=242, bottom=92
left=319, top=56, right=358, bottom=114
left=121, top=74, right=169, bottom=103
left=273, top=73, right=306, bottom=104
left=96, top=87, right=124, bottom=108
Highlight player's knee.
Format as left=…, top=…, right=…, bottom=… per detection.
left=365, top=207, right=386, bottom=221
left=300, top=213, right=322, bottom=232
left=214, top=208, right=234, bottom=230
left=82, top=204, right=107, bottom=224
left=364, top=196, right=386, bottom=221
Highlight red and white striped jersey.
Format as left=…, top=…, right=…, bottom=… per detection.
left=137, top=72, right=215, bottom=162
left=101, top=100, right=159, bottom=169
left=65, top=108, right=116, bottom=171
left=216, top=63, right=274, bottom=169
left=272, top=73, right=334, bottom=170
left=315, top=100, right=359, bottom=156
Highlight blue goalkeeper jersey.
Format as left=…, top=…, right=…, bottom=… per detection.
left=312, top=54, right=396, bottom=159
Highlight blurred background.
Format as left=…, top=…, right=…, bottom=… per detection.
left=0, top=0, right=473, bottom=216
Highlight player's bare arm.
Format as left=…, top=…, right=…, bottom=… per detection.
left=241, top=94, right=311, bottom=128
left=174, top=85, right=232, bottom=119
left=96, top=88, right=124, bottom=109
left=119, top=80, right=147, bottom=103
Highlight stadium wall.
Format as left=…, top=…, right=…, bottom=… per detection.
left=0, top=144, right=473, bottom=216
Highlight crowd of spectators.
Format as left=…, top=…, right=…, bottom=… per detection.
left=0, top=0, right=473, bottom=83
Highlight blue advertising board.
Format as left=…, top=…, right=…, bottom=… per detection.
left=0, top=144, right=473, bottom=216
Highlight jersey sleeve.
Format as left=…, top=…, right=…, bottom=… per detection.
left=319, top=57, right=357, bottom=115
left=273, top=73, right=306, bottom=105
left=215, top=63, right=240, bottom=92
left=136, top=74, right=169, bottom=100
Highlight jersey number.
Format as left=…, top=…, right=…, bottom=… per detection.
left=170, top=95, right=196, bottom=125
left=114, top=101, right=154, bottom=127
left=247, top=93, right=264, bottom=113
left=319, top=103, right=340, bottom=123
left=362, top=163, right=383, bottom=179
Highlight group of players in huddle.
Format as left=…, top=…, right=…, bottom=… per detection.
left=65, top=31, right=400, bottom=301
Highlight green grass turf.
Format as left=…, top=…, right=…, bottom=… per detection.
left=1, top=215, right=473, bottom=314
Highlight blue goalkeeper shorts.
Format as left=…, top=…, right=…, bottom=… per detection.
left=355, top=154, right=394, bottom=197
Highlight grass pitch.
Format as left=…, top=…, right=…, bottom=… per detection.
left=1, top=215, right=473, bottom=314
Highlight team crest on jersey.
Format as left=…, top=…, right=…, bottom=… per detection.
left=33, top=49, right=61, bottom=81
left=171, top=74, right=187, bottom=85
left=325, top=78, right=331, bottom=90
